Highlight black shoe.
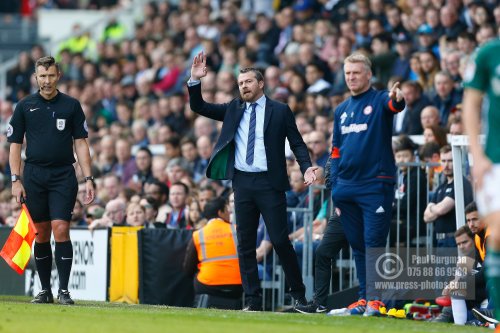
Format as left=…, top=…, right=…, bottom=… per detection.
left=294, top=301, right=328, bottom=314
left=31, top=289, right=54, bottom=304
left=57, top=289, right=75, bottom=305
left=472, top=308, right=499, bottom=325
left=465, top=319, right=486, bottom=326
left=430, top=306, right=453, bottom=323
left=294, top=296, right=308, bottom=307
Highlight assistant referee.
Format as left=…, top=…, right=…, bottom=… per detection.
left=7, top=56, right=95, bottom=305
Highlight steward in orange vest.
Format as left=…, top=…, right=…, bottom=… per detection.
left=466, top=202, right=489, bottom=262
left=183, top=198, right=242, bottom=298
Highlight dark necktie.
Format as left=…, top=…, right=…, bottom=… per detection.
left=246, top=103, right=257, bottom=165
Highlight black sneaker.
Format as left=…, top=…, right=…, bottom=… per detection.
left=57, top=289, right=75, bottom=305
left=294, top=301, right=328, bottom=314
left=472, top=308, right=499, bottom=325
left=294, top=296, right=308, bottom=307
left=31, top=289, right=54, bottom=304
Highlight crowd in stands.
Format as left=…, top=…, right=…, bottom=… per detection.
left=0, top=0, right=499, bottom=320
left=0, top=0, right=123, bottom=14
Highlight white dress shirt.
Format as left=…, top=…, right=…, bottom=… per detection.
left=235, top=94, right=268, bottom=172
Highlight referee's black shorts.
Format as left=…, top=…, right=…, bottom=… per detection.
left=23, top=163, right=78, bottom=223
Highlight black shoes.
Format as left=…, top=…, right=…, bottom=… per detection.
left=31, top=289, right=74, bottom=305
left=31, top=289, right=54, bottom=304
left=57, top=289, right=75, bottom=305
left=294, top=301, right=328, bottom=314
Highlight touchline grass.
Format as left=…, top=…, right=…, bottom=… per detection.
left=0, top=296, right=484, bottom=333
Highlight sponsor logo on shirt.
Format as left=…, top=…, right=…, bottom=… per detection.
left=56, top=119, right=66, bottom=131
left=340, top=112, right=347, bottom=124
left=341, top=123, right=368, bottom=134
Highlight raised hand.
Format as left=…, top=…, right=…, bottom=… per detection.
left=190, top=51, right=208, bottom=81
left=389, top=82, right=404, bottom=102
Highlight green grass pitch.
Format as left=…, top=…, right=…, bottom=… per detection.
left=0, top=296, right=486, bottom=333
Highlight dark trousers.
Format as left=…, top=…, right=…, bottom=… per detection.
left=332, top=181, right=394, bottom=300
left=194, top=279, right=243, bottom=298
left=314, top=212, right=349, bottom=305
left=233, top=170, right=305, bottom=303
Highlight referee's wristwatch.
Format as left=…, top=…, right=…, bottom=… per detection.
left=84, top=176, right=95, bottom=186
left=11, top=174, right=20, bottom=182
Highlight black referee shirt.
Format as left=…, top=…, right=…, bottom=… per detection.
left=7, top=91, right=88, bottom=167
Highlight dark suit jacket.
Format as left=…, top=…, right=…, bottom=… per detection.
left=188, top=83, right=312, bottom=191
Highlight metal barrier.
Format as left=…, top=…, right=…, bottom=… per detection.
left=260, top=162, right=448, bottom=309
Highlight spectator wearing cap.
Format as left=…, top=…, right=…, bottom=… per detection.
left=121, top=75, right=138, bottom=104
left=431, top=71, right=462, bottom=127
left=391, top=33, right=413, bottom=81
left=416, top=24, right=440, bottom=58
left=370, top=33, right=398, bottom=86
left=293, top=0, right=318, bottom=23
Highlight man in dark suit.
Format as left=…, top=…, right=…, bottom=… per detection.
left=187, top=52, right=318, bottom=310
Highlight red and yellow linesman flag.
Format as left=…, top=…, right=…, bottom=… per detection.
left=0, top=203, right=38, bottom=275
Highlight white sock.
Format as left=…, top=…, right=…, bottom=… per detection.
left=451, top=297, right=467, bottom=325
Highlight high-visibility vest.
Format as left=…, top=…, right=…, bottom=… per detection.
left=192, top=218, right=241, bottom=286
left=475, top=227, right=490, bottom=262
